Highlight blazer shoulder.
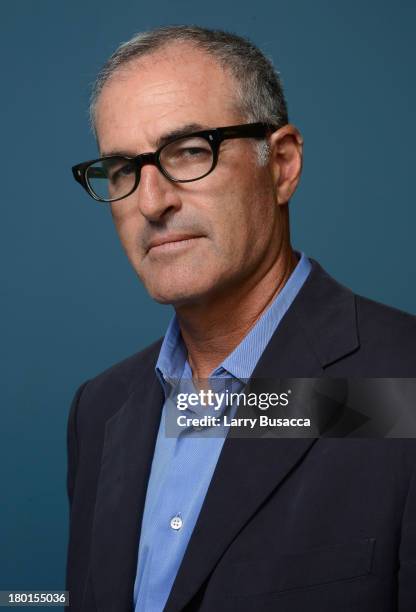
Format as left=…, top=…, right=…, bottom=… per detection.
left=87, top=335, right=163, bottom=391
left=356, top=293, right=416, bottom=337
left=354, top=294, right=416, bottom=372
left=72, top=336, right=163, bottom=430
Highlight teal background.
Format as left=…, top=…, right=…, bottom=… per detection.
left=1, top=0, right=415, bottom=602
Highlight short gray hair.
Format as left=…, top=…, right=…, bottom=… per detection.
left=90, top=26, right=289, bottom=163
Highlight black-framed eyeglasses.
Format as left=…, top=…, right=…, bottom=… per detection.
left=71, top=122, right=277, bottom=203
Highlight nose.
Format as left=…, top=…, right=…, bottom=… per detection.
left=135, top=163, right=182, bottom=222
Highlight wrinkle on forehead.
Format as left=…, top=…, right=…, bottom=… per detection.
left=95, top=43, right=243, bottom=152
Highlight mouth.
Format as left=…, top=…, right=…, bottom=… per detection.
left=147, top=234, right=204, bottom=254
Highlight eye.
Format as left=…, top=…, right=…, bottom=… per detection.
left=178, top=146, right=211, bottom=160
left=109, top=161, right=135, bottom=183
left=162, top=137, right=212, bottom=163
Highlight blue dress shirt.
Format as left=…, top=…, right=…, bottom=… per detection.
left=133, top=253, right=311, bottom=611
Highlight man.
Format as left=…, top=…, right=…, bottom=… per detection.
left=67, top=26, right=416, bottom=611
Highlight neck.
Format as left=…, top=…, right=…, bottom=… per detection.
left=175, top=244, right=298, bottom=380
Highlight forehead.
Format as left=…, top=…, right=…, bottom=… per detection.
left=94, top=43, right=242, bottom=152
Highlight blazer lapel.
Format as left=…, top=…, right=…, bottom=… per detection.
left=164, top=437, right=317, bottom=611
left=164, top=259, right=360, bottom=611
left=90, top=361, right=164, bottom=612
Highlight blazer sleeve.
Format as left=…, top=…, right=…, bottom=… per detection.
left=67, top=381, right=90, bottom=508
left=398, top=461, right=416, bottom=610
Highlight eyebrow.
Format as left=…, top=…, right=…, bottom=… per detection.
left=100, top=122, right=209, bottom=158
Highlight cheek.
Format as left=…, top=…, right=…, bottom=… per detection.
left=209, top=178, right=276, bottom=262
left=110, top=205, right=143, bottom=260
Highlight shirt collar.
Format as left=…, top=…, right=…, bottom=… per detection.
left=218, top=252, right=311, bottom=380
left=155, top=316, right=187, bottom=394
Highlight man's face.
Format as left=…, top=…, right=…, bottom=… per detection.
left=95, top=44, right=285, bottom=306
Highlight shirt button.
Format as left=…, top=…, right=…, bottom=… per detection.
left=170, top=515, right=183, bottom=531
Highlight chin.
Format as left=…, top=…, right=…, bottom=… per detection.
left=144, top=275, right=217, bottom=306
left=147, top=287, right=204, bottom=306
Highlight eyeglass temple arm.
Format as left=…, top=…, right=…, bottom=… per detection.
left=218, top=123, right=277, bottom=141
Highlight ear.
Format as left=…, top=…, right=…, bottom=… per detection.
left=268, top=124, right=303, bottom=205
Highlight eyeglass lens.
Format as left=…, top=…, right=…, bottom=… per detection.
left=86, top=135, right=215, bottom=201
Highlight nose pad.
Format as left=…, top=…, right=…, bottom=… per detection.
left=134, top=163, right=142, bottom=188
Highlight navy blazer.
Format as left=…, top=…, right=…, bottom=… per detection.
left=66, top=259, right=416, bottom=611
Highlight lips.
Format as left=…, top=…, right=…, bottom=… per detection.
left=147, top=234, right=203, bottom=253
